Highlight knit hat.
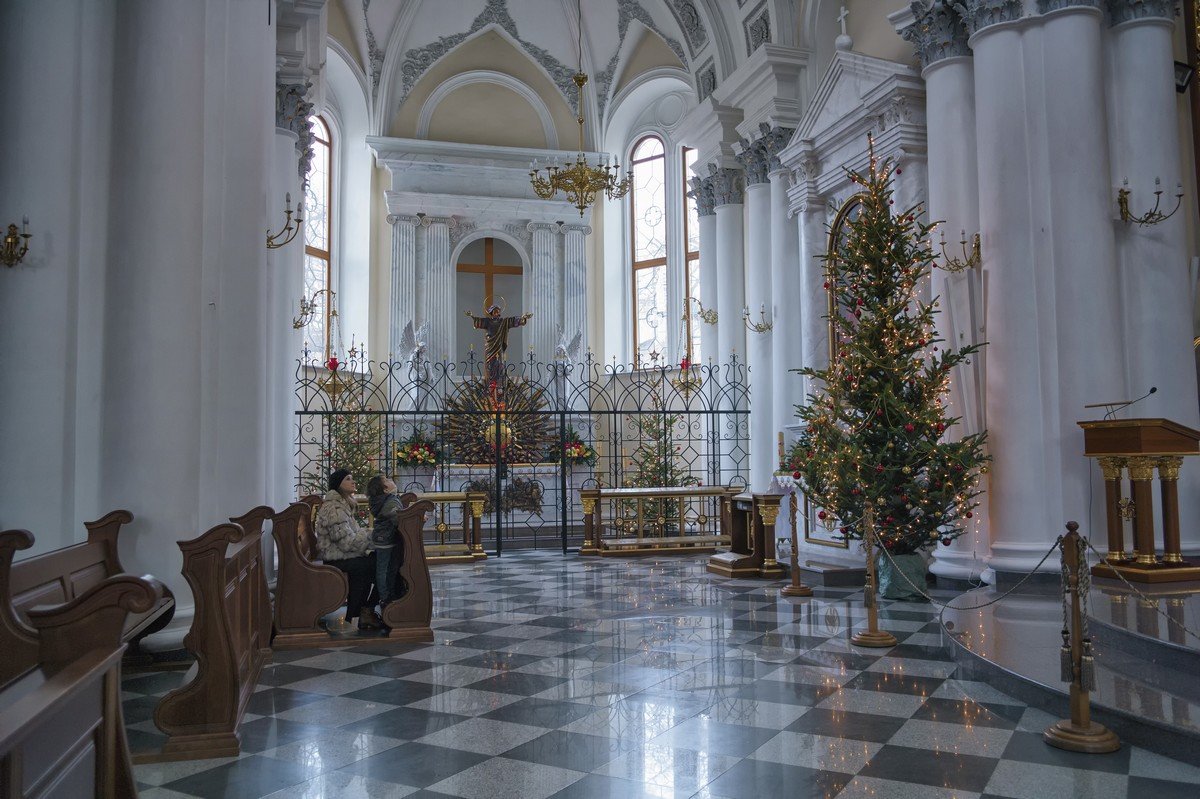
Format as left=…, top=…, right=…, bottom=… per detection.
left=328, top=468, right=353, bottom=492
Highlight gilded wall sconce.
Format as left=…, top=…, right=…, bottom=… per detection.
left=2, top=217, right=31, bottom=267
left=267, top=192, right=304, bottom=249
left=293, top=288, right=335, bottom=329
left=936, top=229, right=981, bottom=273
left=684, top=296, right=718, bottom=325
left=1118, top=178, right=1183, bottom=226
left=742, top=303, right=773, bottom=333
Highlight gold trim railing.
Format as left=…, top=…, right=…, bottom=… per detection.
left=579, top=486, right=739, bottom=556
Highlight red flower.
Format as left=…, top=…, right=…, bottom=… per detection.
left=680, top=357, right=690, bottom=370
left=326, top=356, right=340, bottom=372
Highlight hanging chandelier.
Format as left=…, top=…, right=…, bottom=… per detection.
left=529, top=0, right=630, bottom=216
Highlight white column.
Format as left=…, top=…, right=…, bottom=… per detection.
left=968, top=6, right=1061, bottom=578
left=101, top=0, right=273, bottom=617
left=528, top=221, right=558, bottom=363
left=422, top=216, right=453, bottom=361
left=266, top=128, right=303, bottom=515
left=907, top=6, right=989, bottom=583
left=1040, top=3, right=1125, bottom=533
left=1108, top=1, right=1200, bottom=546
left=769, top=166, right=800, bottom=455
left=689, top=174, right=718, bottom=365
left=712, top=167, right=747, bottom=367
left=744, top=175, right=773, bottom=491
left=387, top=214, right=418, bottom=359
left=796, top=203, right=828, bottom=401
left=562, top=223, right=591, bottom=359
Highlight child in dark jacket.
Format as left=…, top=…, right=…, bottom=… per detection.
left=366, top=475, right=406, bottom=607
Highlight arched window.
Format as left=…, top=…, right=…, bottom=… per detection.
left=683, top=146, right=700, bottom=365
left=630, top=135, right=667, bottom=367
left=303, top=115, right=332, bottom=360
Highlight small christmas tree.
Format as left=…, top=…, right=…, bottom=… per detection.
left=792, top=139, right=988, bottom=556
left=305, top=413, right=383, bottom=525
left=623, top=387, right=700, bottom=528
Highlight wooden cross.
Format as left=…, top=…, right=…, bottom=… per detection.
left=456, top=238, right=523, bottom=305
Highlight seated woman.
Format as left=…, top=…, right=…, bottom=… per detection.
left=314, top=468, right=383, bottom=630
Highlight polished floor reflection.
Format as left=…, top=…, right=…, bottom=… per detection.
left=125, top=552, right=1200, bottom=798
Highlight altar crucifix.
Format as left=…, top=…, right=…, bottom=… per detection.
left=465, top=300, right=531, bottom=387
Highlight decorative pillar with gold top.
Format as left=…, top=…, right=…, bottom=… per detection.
left=1079, top=418, right=1200, bottom=582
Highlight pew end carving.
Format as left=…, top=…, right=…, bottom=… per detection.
left=270, top=501, right=349, bottom=649
left=380, top=499, right=435, bottom=642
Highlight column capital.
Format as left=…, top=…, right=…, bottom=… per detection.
left=387, top=214, right=420, bottom=227
left=688, top=175, right=717, bottom=216
left=1036, top=0, right=1103, bottom=13
left=1107, top=0, right=1175, bottom=25
left=735, top=136, right=772, bottom=186
left=420, top=214, right=455, bottom=227
left=957, top=0, right=1023, bottom=37
left=901, top=1, right=972, bottom=69
left=560, top=223, right=592, bottom=236
left=527, top=221, right=558, bottom=232
left=708, top=164, right=745, bottom=207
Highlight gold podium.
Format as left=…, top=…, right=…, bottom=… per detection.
left=1078, top=418, right=1200, bottom=583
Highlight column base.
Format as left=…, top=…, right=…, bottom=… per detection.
left=1043, top=719, right=1120, bottom=754
left=1091, top=559, right=1200, bottom=584
left=850, top=629, right=897, bottom=648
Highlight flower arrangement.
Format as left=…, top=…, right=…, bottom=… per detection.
left=560, top=426, right=597, bottom=466
left=395, top=430, right=440, bottom=466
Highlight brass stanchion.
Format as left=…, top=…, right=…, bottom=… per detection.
left=1044, top=521, right=1120, bottom=753
left=850, top=506, right=897, bottom=648
left=781, top=492, right=812, bottom=597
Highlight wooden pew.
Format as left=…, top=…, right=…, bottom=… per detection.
left=380, top=499, right=435, bottom=642
left=1, top=529, right=162, bottom=798
left=8, top=510, right=176, bottom=660
left=269, top=501, right=348, bottom=649
left=144, top=514, right=272, bottom=762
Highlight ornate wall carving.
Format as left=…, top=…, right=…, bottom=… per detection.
left=696, top=57, right=717, bottom=101
left=901, top=1, right=972, bottom=68
left=744, top=2, right=771, bottom=55
left=1106, top=0, right=1176, bottom=23
left=276, top=81, right=315, bottom=186
left=708, top=164, right=745, bottom=206
left=363, top=0, right=384, bottom=98
left=664, top=0, right=709, bottom=58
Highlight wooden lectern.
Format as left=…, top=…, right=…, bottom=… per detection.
left=707, top=492, right=786, bottom=579
left=1078, top=418, right=1200, bottom=583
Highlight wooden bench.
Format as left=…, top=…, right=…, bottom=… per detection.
left=579, top=486, right=739, bottom=556
left=380, top=499, right=435, bottom=642
left=141, top=510, right=273, bottom=762
left=270, top=501, right=349, bottom=649
left=8, top=510, right=176, bottom=660
left=0, top=529, right=162, bottom=798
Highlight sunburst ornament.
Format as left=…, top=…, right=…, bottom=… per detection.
left=439, top=376, right=554, bottom=464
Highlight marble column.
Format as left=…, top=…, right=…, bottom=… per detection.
left=905, top=2, right=988, bottom=583
left=740, top=138, right=774, bottom=491
left=562, top=223, right=591, bottom=362
left=796, top=198, right=828, bottom=402
left=712, top=165, right=747, bottom=369
left=528, top=221, right=558, bottom=364
left=1038, top=0, right=1126, bottom=537
left=1108, top=0, right=1200, bottom=545
left=422, top=216, right=453, bottom=361
left=768, top=129, right=799, bottom=463
left=688, top=175, right=718, bottom=365
left=966, top=0, right=1062, bottom=579
left=387, top=214, right=419, bottom=360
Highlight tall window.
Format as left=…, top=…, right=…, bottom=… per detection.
left=683, top=147, right=700, bottom=364
left=630, top=135, right=667, bottom=367
left=303, top=115, right=332, bottom=360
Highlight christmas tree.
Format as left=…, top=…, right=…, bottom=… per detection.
left=305, top=413, right=383, bottom=525
left=623, top=386, right=700, bottom=527
left=792, top=140, right=988, bottom=556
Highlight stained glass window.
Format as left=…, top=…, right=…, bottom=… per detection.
left=303, top=115, right=332, bottom=360
left=631, top=135, right=668, bottom=367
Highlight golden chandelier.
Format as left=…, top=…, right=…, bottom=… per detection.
left=529, top=2, right=630, bottom=215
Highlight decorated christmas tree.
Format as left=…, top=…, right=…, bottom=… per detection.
left=623, top=387, right=700, bottom=527
left=791, top=140, right=988, bottom=557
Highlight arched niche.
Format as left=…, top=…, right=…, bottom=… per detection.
left=454, top=235, right=529, bottom=365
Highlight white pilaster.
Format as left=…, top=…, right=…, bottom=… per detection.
left=712, top=166, right=747, bottom=367
left=528, top=221, right=558, bottom=363
left=796, top=204, right=828, bottom=401
left=562, top=223, right=591, bottom=360
left=422, top=216, right=453, bottom=361
left=388, top=214, right=419, bottom=359
left=769, top=169, right=800, bottom=450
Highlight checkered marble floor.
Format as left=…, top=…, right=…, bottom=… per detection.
left=124, top=552, right=1200, bottom=799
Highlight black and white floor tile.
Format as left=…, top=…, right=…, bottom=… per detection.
left=124, top=552, right=1200, bottom=799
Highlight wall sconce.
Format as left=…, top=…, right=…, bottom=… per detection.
left=936, top=229, right=981, bottom=273
left=267, top=193, right=304, bottom=249
left=1118, top=178, right=1183, bottom=226
left=2, top=217, right=31, bottom=267
left=293, top=287, right=335, bottom=329
left=684, top=296, right=718, bottom=325
left=742, top=303, right=773, bottom=333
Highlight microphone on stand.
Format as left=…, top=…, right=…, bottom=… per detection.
left=1084, top=386, right=1157, bottom=420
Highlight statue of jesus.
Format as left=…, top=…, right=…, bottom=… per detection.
left=465, top=301, right=532, bottom=384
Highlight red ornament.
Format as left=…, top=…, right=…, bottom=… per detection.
left=935, top=423, right=945, bottom=433
left=896, top=168, right=903, bottom=175
left=904, top=424, right=915, bottom=433
left=326, top=356, right=340, bottom=372
left=876, top=409, right=884, bottom=417
left=851, top=488, right=860, bottom=495
left=966, top=511, right=973, bottom=518
left=875, top=465, right=884, bottom=473
left=941, top=537, right=952, bottom=546
left=886, top=516, right=895, bottom=524
left=792, top=470, right=802, bottom=480
left=818, top=510, right=827, bottom=520
left=823, top=281, right=830, bottom=289
left=856, top=298, right=864, bottom=306
left=680, top=357, right=690, bottom=370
